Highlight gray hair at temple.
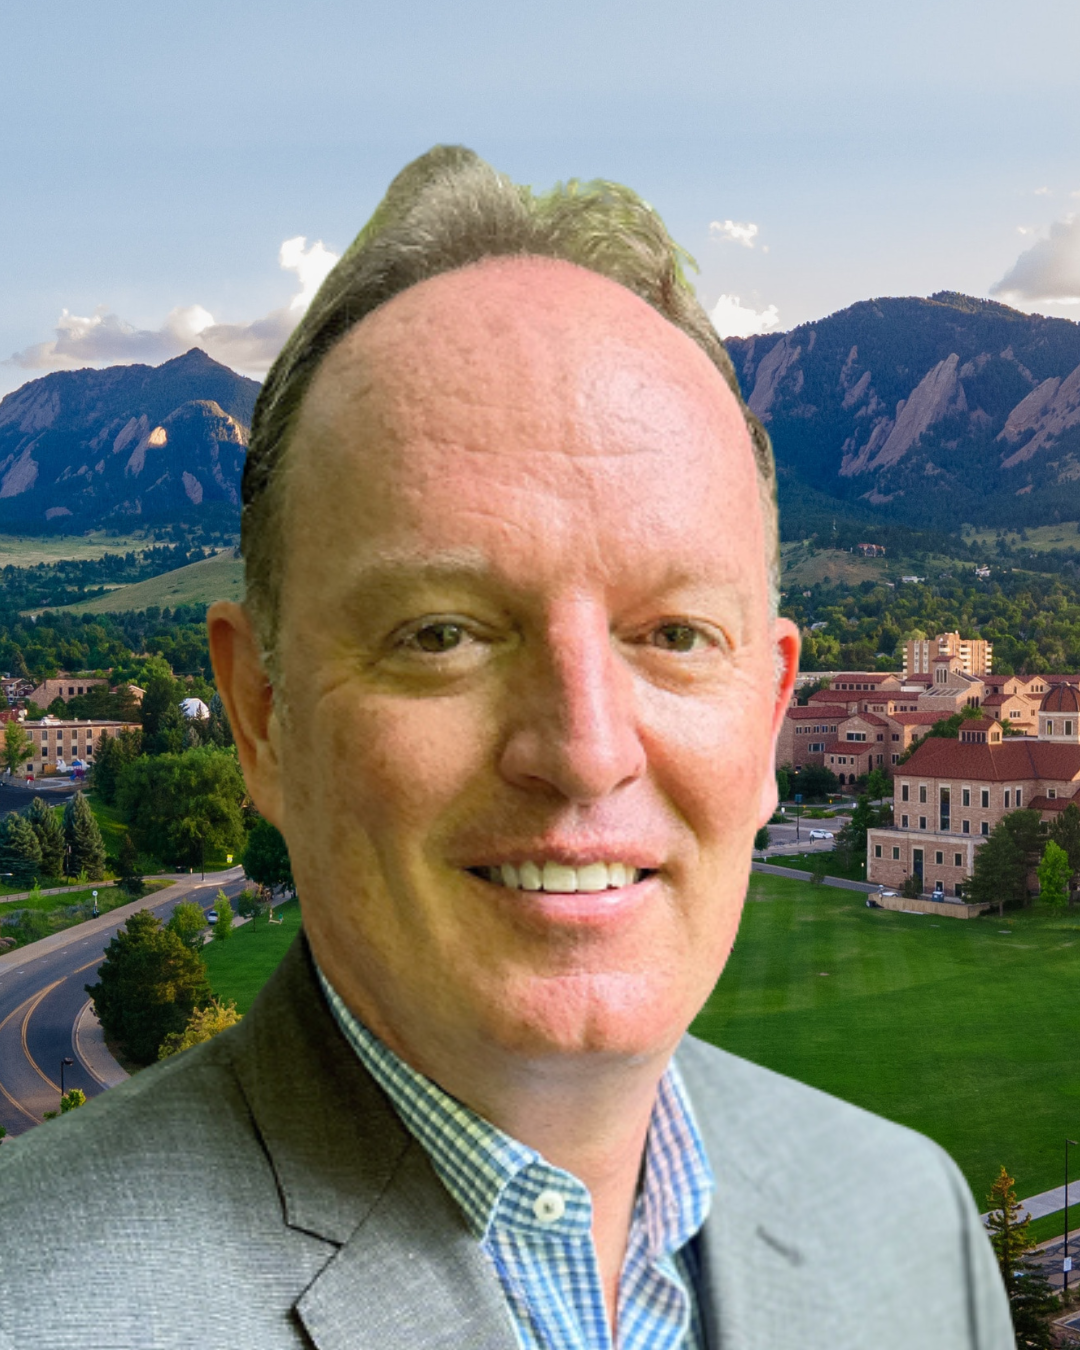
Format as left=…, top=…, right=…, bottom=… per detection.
left=241, top=145, right=779, bottom=669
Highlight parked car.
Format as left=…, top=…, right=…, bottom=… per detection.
left=807, top=828, right=834, bottom=841
left=206, top=909, right=219, bottom=925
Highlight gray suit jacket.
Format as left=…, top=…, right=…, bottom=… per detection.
left=0, top=936, right=1013, bottom=1349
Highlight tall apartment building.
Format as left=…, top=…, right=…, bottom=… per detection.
left=902, top=632, right=992, bottom=679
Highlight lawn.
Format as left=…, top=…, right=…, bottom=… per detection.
left=692, top=873, right=1080, bottom=1208
left=763, top=851, right=867, bottom=882
left=203, top=899, right=302, bottom=1013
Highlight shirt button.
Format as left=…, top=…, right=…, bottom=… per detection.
left=532, top=1190, right=567, bottom=1225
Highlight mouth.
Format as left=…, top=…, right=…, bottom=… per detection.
left=466, top=861, right=658, bottom=893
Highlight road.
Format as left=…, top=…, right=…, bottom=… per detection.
left=0, top=778, right=78, bottom=816
left=0, top=867, right=247, bottom=1137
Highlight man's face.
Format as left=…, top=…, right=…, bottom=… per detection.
left=268, top=259, right=796, bottom=1085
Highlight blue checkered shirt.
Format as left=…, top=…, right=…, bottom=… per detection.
left=318, top=969, right=714, bottom=1349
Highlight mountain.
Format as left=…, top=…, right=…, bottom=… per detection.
left=725, top=294, right=1080, bottom=537
left=0, top=349, right=258, bottom=530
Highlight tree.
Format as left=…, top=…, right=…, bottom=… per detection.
left=776, top=765, right=791, bottom=802
left=158, top=998, right=241, bottom=1059
left=986, top=1166, right=1059, bottom=1347
left=1037, top=839, right=1071, bottom=909
left=25, top=796, right=65, bottom=879
left=140, top=674, right=186, bottom=757
left=795, top=763, right=840, bottom=800
left=835, top=794, right=875, bottom=873
left=753, top=826, right=770, bottom=853
left=116, top=747, right=246, bottom=871
left=900, top=872, right=922, bottom=899
left=864, top=766, right=891, bottom=802
left=1049, top=801, right=1080, bottom=900
left=967, top=818, right=1030, bottom=916
left=91, top=727, right=142, bottom=805
left=62, top=791, right=106, bottom=881
left=2, top=720, right=30, bottom=776
left=166, top=900, right=207, bottom=953
left=213, top=889, right=234, bottom=941
left=86, top=908, right=211, bottom=1065
left=236, top=888, right=267, bottom=922
left=242, top=817, right=294, bottom=896
left=206, top=692, right=234, bottom=748
left=0, top=813, right=41, bottom=885
left=117, top=832, right=142, bottom=895
left=43, top=1089, right=87, bottom=1120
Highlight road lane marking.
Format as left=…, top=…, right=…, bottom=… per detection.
left=0, top=982, right=63, bottom=1122
left=20, top=980, right=66, bottom=1091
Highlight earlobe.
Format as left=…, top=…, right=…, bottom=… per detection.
left=206, top=601, right=285, bottom=828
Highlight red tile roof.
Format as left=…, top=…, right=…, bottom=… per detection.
left=848, top=712, right=889, bottom=726
left=828, top=673, right=901, bottom=684
left=901, top=737, right=1080, bottom=783
left=1029, top=794, right=1075, bottom=813
left=808, top=689, right=859, bottom=703
left=785, top=705, right=848, bottom=720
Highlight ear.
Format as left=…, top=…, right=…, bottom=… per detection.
left=207, top=600, right=284, bottom=828
left=758, top=616, right=800, bottom=827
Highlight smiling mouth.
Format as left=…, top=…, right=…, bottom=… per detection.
left=467, top=862, right=657, bottom=893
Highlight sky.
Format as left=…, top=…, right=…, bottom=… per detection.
left=3, top=0, right=1079, bottom=399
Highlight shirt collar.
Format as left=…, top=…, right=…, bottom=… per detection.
left=316, top=963, right=713, bottom=1256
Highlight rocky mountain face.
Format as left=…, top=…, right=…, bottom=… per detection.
left=0, top=349, right=258, bottom=530
left=725, top=294, right=1080, bottom=534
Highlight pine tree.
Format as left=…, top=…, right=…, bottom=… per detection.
left=63, top=791, right=106, bottom=881
left=986, top=1166, right=1059, bottom=1347
left=1050, top=801, right=1080, bottom=901
left=25, top=796, right=65, bottom=879
left=0, top=814, right=41, bottom=885
left=117, top=832, right=142, bottom=895
left=967, top=820, right=1028, bottom=916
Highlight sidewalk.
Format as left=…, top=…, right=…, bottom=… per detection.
left=982, top=1182, right=1080, bottom=1224
left=74, top=998, right=129, bottom=1088
left=0, top=879, right=117, bottom=907
left=750, top=860, right=878, bottom=894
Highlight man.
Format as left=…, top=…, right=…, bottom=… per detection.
left=0, top=148, right=1012, bottom=1348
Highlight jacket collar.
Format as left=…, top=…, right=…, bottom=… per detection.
left=229, top=935, right=519, bottom=1350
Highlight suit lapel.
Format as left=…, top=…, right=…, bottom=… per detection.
left=229, top=937, right=517, bottom=1350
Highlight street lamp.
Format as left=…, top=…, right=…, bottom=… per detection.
left=1067, top=1138, right=1079, bottom=1295
left=91, top=888, right=98, bottom=917
left=59, top=1056, right=73, bottom=1099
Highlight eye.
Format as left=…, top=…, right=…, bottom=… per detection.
left=410, top=621, right=467, bottom=653
left=651, top=622, right=708, bottom=653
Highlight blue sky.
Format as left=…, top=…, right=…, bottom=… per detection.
left=3, top=0, right=1079, bottom=397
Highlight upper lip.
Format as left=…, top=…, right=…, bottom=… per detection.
left=458, top=846, right=665, bottom=871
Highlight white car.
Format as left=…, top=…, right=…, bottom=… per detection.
left=807, top=828, right=834, bottom=841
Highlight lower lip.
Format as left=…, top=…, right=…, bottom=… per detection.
left=465, top=869, right=659, bottom=931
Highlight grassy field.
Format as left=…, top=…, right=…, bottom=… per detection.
left=781, top=543, right=888, bottom=587
left=762, top=851, right=867, bottom=881
left=0, top=531, right=163, bottom=568
left=49, top=549, right=244, bottom=615
left=203, top=899, right=302, bottom=1012
left=692, top=872, right=1080, bottom=1208
left=964, top=522, right=1080, bottom=554
left=199, top=871, right=1080, bottom=1212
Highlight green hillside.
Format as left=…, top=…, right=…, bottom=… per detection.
left=47, top=550, right=244, bottom=614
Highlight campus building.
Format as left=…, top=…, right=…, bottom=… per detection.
left=866, top=684, right=1080, bottom=896
left=27, top=674, right=109, bottom=707
left=19, top=718, right=141, bottom=779
left=902, top=632, right=992, bottom=679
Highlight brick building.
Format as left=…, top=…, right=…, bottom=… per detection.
left=902, top=632, right=992, bottom=678
left=867, top=686, right=1080, bottom=896
left=19, top=717, right=141, bottom=778
left=28, top=674, right=109, bottom=707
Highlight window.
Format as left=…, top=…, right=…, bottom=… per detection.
left=901, top=814, right=909, bottom=828
left=1016, top=788, right=1022, bottom=807
left=1010, top=709, right=1020, bottom=718
left=981, top=821, right=989, bottom=836
left=954, top=853, right=963, bottom=867
left=874, top=845, right=882, bottom=858
left=892, top=846, right=900, bottom=860
left=1049, top=788, right=1057, bottom=799
left=1069, top=721, right=1075, bottom=737
left=919, top=785, right=927, bottom=804
left=962, top=820, right=970, bottom=834
left=901, top=784, right=910, bottom=802
left=1004, top=789, right=1011, bottom=808
left=1048, top=720, right=1055, bottom=736
left=919, top=817, right=927, bottom=830
left=962, top=788, right=970, bottom=807
left=846, top=732, right=866, bottom=742
left=892, top=733, right=899, bottom=741
left=935, top=851, right=944, bottom=865
left=939, top=786, right=950, bottom=832
left=981, top=788, right=990, bottom=808
left=891, top=754, right=898, bottom=764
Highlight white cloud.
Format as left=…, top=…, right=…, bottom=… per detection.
left=991, top=215, right=1080, bottom=303
left=1034, top=186, right=1051, bottom=196
left=709, top=219, right=759, bottom=249
left=710, top=294, right=780, bottom=339
left=5, top=236, right=340, bottom=376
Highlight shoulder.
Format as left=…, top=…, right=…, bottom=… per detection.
left=675, top=1033, right=975, bottom=1229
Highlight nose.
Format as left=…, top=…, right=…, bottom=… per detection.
left=497, top=607, right=646, bottom=803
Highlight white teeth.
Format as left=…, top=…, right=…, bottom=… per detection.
left=543, top=862, right=578, bottom=892
left=480, top=862, right=645, bottom=892
left=519, top=861, right=543, bottom=891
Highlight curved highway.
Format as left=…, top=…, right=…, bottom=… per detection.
left=0, top=868, right=247, bottom=1136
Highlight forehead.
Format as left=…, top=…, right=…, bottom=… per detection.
left=285, top=259, right=764, bottom=594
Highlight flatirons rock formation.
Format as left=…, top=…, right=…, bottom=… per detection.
left=0, top=349, right=258, bottom=529
left=725, top=293, right=1080, bottom=531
